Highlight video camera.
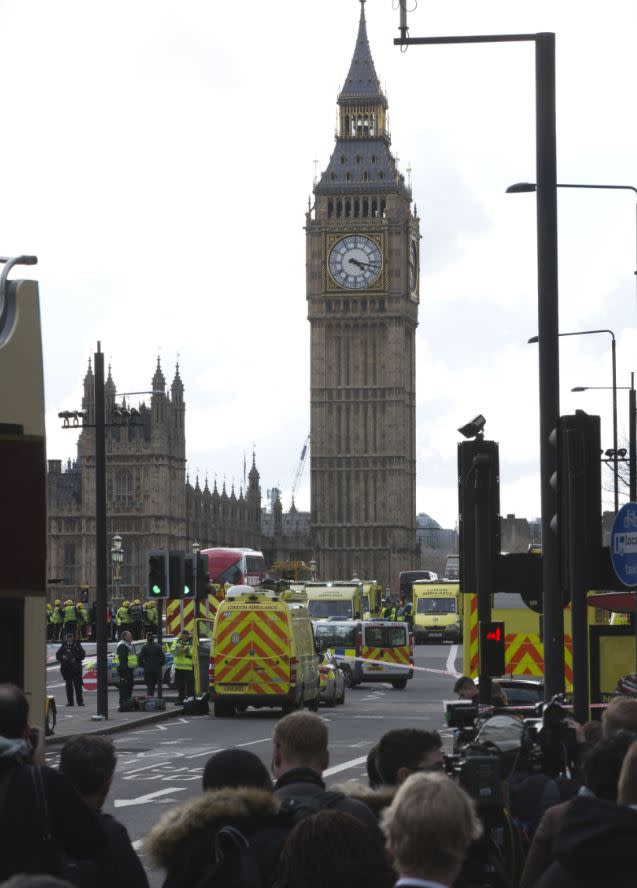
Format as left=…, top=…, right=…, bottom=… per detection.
left=523, top=694, right=578, bottom=778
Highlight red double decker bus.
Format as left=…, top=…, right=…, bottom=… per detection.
left=201, top=547, right=266, bottom=591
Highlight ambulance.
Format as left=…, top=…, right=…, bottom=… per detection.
left=411, top=580, right=462, bottom=644
left=304, top=581, right=365, bottom=620
left=313, top=619, right=414, bottom=690
left=209, top=585, right=319, bottom=717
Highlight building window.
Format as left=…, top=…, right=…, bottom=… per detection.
left=115, top=470, right=133, bottom=507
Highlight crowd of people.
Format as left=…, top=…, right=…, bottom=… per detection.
left=1, top=682, right=637, bottom=888
left=46, top=600, right=159, bottom=643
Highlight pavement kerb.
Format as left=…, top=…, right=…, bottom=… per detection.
left=46, top=705, right=185, bottom=746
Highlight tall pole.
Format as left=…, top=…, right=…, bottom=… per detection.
left=611, top=336, right=619, bottom=512
left=535, top=33, right=564, bottom=698
left=94, top=343, right=108, bottom=719
left=630, top=374, right=636, bottom=502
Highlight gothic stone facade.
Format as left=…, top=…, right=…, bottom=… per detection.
left=47, top=358, right=268, bottom=604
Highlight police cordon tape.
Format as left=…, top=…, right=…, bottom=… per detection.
left=338, top=655, right=610, bottom=710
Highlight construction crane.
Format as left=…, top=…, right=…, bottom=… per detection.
left=291, top=435, right=310, bottom=501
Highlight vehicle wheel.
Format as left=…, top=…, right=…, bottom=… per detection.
left=341, top=666, right=352, bottom=687
left=336, top=685, right=345, bottom=705
left=213, top=701, right=235, bottom=717
left=45, top=701, right=56, bottom=737
left=306, top=690, right=320, bottom=712
left=391, top=678, right=408, bottom=690
left=326, top=690, right=336, bottom=708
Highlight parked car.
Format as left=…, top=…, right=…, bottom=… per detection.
left=318, top=650, right=346, bottom=706
left=83, top=637, right=175, bottom=689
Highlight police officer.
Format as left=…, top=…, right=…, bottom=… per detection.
left=50, top=599, right=64, bottom=641
left=128, top=599, right=143, bottom=639
left=56, top=631, right=86, bottom=706
left=396, top=594, right=413, bottom=625
left=116, top=600, right=133, bottom=639
left=171, top=630, right=194, bottom=705
left=116, top=630, right=137, bottom=710
left=143, top=601, right=158, bottom=636
left=76, top=602, right=89, bottom=639
left=63, top=599, right=78, bottom=637
left=138, top=632, right=165, bottom=697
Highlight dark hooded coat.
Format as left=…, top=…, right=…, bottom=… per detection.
left=145, top=786, right=289, bottom=888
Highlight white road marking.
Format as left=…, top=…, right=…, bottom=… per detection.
left=446, top=644, right=461, bottom=678
left=114, top=787, right=186, bottom=807
left=237, top=737, right=271, bottom=748
left=186, top=748, right=222, bottom=759
left=324, top=755, right=369, bottom=777
left=122, top=759, right=173, bottom=776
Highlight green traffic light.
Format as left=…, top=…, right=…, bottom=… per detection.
left=152, top=584, right=161, bottom=596
left=184, top=585, right=191, bottom=596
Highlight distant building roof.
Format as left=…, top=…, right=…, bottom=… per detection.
left=416, top=512, right=441, bottom=530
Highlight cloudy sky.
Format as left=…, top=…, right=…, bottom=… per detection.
left=2, top=0, right=637, bottom=529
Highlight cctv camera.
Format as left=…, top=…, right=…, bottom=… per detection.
left=458, top=414, right=486, bottom=440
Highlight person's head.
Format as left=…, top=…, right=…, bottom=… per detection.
left=376, top=729, right=443, bottom=785
left=617, top=738, right=637, bottom=806
left=581, top=719, right=604, bottom=746
left=366, top=743, right=382, bottom=789
left=602, top=697, right=637, bottom=737
left=382, top=772, right=482, bottom=884
left=146, top=632, right=155, bottom=643
left=60, top=734, right=117, bottom=809
left=272, top=711, right=329, bottom=777
left=203, top=748, right=273, bottom=792
left=582, top=730, right=637, bottom=801
left=453, top=676, right=478, bottom=701
left=276, top=810, right=394, bottom=888
left=121, top=630, right=132, bottom=643
left=179, top=630, right=191, bottom=642
left=65, top=632, right=75, bottom=642
left=490, top=683, right=508, bottom=707
left=0, top=683, right=30, bottom=740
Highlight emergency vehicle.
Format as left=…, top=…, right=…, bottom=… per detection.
left=209, top=585, right=320, bottom=717
left=411, top=580, right=462, bottom=644
left=313, top=619, right=414, bottom=689
left=304, top=581, right=365, bottom=620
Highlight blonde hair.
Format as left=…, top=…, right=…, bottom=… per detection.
left=602, top=697, right=637, bottom=737
left=617, top=738, right=637, bottom=806
left=381, top=772, right=482, bottom=880
left=273, top=711, right=328, bottom=767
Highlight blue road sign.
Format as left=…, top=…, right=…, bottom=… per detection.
left=610, top=502, right=637, bottom=587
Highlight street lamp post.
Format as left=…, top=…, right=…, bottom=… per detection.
left=111, top=533, right=124, bottom=595
left=395, top=9, right=563, bottom=700
left=191, top=540, right=201, bottom=555
left=507, top=181, right=637, bottom=303
left=572, top=382, right=636, bottom=503
left=529, top=329, right=618, bottom=512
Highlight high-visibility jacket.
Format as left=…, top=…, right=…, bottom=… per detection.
left=116, top=606, right=132, bottom=626
left=50, top=607, right=63, bottom=625
left=77, top=608, right=88, bottom=624
left=114, top=641, right=137, bottom=671
left=128, top=604, right=143, bottom=622
left=397, top=603, right=412, bottom=622
left=171, top=639, right=193, bottom=671
left=383, top=606, right=397, bottom=621
left=63, top=604, right=77, bottom=623
left=143, top=607, right=158, bottom=628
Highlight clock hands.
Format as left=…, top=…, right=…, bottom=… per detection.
left=349, top=257, right=381, bottom=270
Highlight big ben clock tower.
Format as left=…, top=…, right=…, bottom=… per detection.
left=307, top=0, right=419, bottom=589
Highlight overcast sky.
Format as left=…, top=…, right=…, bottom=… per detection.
left=2, top=0, right=637, bottom=529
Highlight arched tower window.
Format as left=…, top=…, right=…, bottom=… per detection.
left=344, top=114, right=349, bottom=135
left=336, top=199, right=343, bottom=218
left=363, top=198, right=369, bottom=217
left=363, top=171, right=369, bottom=182
left=345, top=199, right=352, bottom=218
left=354, top=199, right=360, bottom=218
left=371, top=198, right=378, bottom=217
left=328, top=199, right=334, bottom=218
left=370, top=113, right=375, bottom=136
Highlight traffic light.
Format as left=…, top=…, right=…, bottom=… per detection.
left=196, top=553, right=210, bottom=599
left=183, top=554, right=196, bottom=598
left=458, top=439, right=500, bottom=595
left=168, top=552, right=185, bottom=599
left=554, top=411, right=602, bottom=598
left=147, top=550, right=169, bottom=599
left=479, top=621, right=505, bottom=677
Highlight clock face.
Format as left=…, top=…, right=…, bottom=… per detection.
left=328, top=235, right=382, bottom=290
left=409, top=239, right=418, bottom=292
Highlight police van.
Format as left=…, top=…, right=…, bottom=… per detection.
left=313, top=619, right=413, bottom=690
left=210, top=585, right=320, bottom=717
